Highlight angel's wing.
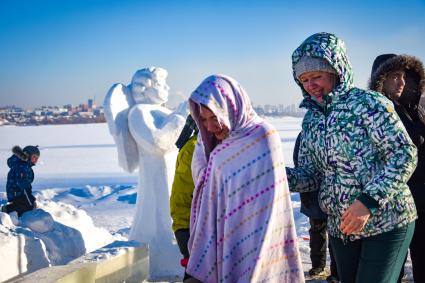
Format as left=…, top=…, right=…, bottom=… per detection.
left=103, top=83, right=139, bottom=172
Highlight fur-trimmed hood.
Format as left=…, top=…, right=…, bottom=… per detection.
left=12, top=146, right=29, bottom=161
left=7, top=146, right=33, bottom=169
left=369, top=55, right=425, bottom=106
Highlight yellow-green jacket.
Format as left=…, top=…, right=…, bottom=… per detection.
left=170, top=135, right=197, bottom=232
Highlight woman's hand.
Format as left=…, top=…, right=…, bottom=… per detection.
left=340, top=200, right=371, bottom=235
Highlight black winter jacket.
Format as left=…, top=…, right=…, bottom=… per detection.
left=370, top=54, right=425, bottom=209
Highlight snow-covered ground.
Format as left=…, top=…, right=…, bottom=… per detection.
left=0, top=118, right=412, bottom=282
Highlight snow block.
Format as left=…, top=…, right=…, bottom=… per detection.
left=0, top=212, right=15, bottom=228
left=21, top=209, right=54, bottom=233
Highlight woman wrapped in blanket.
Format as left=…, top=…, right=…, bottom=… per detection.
left=185, top=74, right=304, bottom=283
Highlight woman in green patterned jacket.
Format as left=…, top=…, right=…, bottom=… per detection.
left=286, top=32, right=417, bottom=283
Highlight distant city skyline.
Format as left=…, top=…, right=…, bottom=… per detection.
left=1, top=0, right=425, bottom=108
left=0, top=100, right=304, bottom=126
left=0, top=98, right=99, bottom=110
left=0, top=99, right=300, bottom=110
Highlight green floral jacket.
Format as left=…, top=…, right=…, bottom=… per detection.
left=287, top=33, right=417, bottom=241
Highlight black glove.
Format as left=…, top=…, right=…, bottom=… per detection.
left=175, top=115, right=198, bottom=150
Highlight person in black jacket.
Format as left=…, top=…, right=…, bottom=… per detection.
left=293, top=133, right=338, bottom=283
left=2, top=145, right=40, bottom=217
left=370, top=54, right=425, bottom=283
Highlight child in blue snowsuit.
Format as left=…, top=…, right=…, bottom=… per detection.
left=2, top=145, right=40, bottom=217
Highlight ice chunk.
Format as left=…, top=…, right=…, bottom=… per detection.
left=0, top=212, right=15, bottom=228
left=20, top=209, right=54, bottom=233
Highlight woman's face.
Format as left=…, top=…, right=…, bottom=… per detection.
left=199, top=106, right=229, bottom=141
left=299, top=71, right=337, bottom=103
left=383, top=69, right=406, bottom=102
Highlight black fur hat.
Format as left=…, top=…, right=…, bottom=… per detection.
left=370, top=54, right=397, bottom=78
left=23, top=145, right=40, bottom=156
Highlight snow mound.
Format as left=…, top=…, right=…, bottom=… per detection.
left=0, top=211, right=17, bottom=228
left=0, top=200, right=116, bottom=282
left=21, top=209, right=54, bottom=233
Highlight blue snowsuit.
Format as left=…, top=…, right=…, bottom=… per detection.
left=5, top=154, right=36, bottom=216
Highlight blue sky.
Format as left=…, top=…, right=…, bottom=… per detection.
left=1, top=0, right=424, bottom=108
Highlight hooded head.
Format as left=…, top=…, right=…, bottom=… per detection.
left=189, top=74, right=257, bottom=158
left=130, top=67, right=170, bottom=105
left=9, top=145, right=40, bottom=166
left=292, top=32, right=354, bottom=105
left=369, top=54, right=425, bottom=107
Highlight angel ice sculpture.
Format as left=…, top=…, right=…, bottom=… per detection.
left=104, top=67, right=188, bottom=279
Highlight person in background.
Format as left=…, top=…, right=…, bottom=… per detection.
left=286, top=32, right=417, bottom=283
left=185, top=74, right=303, bottom=283
left=2, top=145, right=40, bottom=217
left=293, top=132, right=339, bottom=283
left=170, top=114, right=198, bottom=281
left=369, top=53, right=425, bottom=283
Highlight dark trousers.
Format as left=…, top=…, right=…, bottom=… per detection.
left=410, top=209, right=425, bottom=282
left=4, top=195, right=34, bottom=217
left=330, top=222, right=415, bottom=283
left=175, top=229, right=191, bottom=281
left=309, top=218, right=338, bottom=277
left=398, top=211, right=425, bottom=283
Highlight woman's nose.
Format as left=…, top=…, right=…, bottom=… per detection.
left=306, top=82, right=316, bottom=92
left=307, top=80, right=316, bottom=90
left=207, top=122, right=216, bottom=132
